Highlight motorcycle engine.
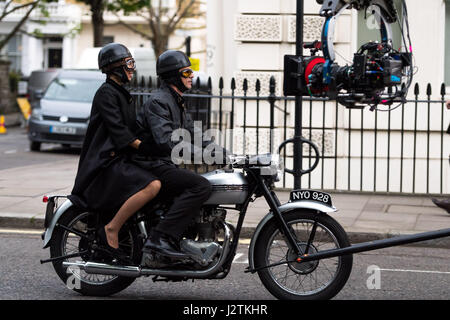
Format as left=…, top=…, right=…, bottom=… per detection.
left=178, top=207, right=226, bottom=266
left=193, top=207, right=227, bottom=242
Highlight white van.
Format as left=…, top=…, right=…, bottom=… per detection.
left=76, top=47, right=156, bottom=79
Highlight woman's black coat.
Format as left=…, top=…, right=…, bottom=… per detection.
left=68, top=78, right=156, bottom=216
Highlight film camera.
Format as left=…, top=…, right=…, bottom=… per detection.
left=284, top=0, right=413, bottom=109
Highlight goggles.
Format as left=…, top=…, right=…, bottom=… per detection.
left=179, top=68, right=194, bottom=78
left=123, top=58, right=136, bottom=71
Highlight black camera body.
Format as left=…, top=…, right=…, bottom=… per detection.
left=284, top=0, right=413, bottom=109
left=283, top=41, right=411, bottom=108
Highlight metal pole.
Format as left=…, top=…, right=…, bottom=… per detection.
left=297, top=228, right=450, bottom=263
left=185, top=36, right=191, bottom=57
left=294, top=0, right=304, bottom=189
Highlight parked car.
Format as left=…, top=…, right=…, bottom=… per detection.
left=27, top=69, right=60, bottom=105
left=28, top=69, right=105, bottom=151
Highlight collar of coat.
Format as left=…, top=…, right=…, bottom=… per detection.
left=106, top=78, right=133, bottom=104
left=161, top=81, right=185, bottom=108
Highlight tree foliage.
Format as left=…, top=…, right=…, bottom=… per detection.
left=0, top=0, right=62, bottom=52
left=107, top=0, right=204, bottom=57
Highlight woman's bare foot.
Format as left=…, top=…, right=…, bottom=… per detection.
left=104, top=225, right=119, bottom=249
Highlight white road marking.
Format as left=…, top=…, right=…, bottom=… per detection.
left=4, top=149, right=17, bottom=154
left=232, top=252, right=249, bottom=264
left=233, top=252, right=243, bottom=262
left=380, top=268, right=450, bottom=275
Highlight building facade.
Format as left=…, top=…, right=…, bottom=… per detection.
left=1, top=0, right=448, bottom=194
left=0, top=0, right=206, bottom=77
left=206, top=0, right=450, bottom=194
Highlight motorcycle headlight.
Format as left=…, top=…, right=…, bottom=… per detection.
left=261, top=154, right=283, bottom=181
left=275, top=154, right=284, bottom=182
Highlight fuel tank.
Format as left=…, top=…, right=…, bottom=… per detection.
left=202, top=169, right=249, bottom=205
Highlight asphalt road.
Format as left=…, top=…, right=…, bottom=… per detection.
left=1, top=126, right=449, bottom=303
left=0, top=229, right=449, bottom=301
left=0, top=126, right=80, bottom=171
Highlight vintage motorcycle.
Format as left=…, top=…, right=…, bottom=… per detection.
left=41, top=153, right=353, bottom=300
left=41, top=0, right=450, bottom=300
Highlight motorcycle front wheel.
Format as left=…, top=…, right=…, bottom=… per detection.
left=254, top=210, right=353, bottom=300
left=49, top=207, right=139, bottom=296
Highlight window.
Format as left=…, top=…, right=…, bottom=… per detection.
left=0, top=34, right=22, bottom=72
left=44, top=78, right=104, bottom=103
left=445, top=0, right=450, bottom=86
left=102, top=36, right=114, bottom=46
left=357, top=0, right=403, bottom=51
left=43, top=37, right=63, bottom=69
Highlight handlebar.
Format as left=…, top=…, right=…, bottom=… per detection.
left=227, top=136, right=321, bottom=177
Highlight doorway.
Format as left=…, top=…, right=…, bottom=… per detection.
left=44, top=37, right=63, bottom=69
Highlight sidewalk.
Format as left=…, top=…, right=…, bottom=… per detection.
left=0, top=158, right=449, bottom=247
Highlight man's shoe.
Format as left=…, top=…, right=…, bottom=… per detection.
left=432, top=198, right=450, bottom=214
left=142, top=233, right=189, bottom=259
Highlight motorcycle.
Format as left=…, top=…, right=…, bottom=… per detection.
left=41, top=153, right=353, bottom=300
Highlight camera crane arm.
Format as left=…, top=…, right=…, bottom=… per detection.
left=318, top=0, right=398, bottom=23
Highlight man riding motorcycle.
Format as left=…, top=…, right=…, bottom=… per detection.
left=134, top=50, right=226, bottom=258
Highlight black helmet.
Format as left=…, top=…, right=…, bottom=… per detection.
left=98, top=43, right=132, bottom=70
left=157, top=50, right=191, bottom=76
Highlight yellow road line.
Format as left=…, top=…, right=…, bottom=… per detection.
left=0, top=228, right=43, bottom=235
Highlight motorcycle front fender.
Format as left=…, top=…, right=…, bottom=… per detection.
left=247, top=200, right=337, bottom=271
left=42, top=199, right=74, bottom=248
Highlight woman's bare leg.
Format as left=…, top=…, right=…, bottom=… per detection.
left=105, top=180, right=161, bottom=249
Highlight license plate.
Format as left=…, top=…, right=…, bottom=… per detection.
left=50, top=126, right=76, bottom=135
left=290, top=189, right=333, bottom=207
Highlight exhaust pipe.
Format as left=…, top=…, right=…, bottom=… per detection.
left=65, top=261, right=141, bottom=277
left=63, top=221, right=232, bottom=279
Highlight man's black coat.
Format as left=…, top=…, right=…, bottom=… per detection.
left=134, top=82, right=225, bottom=169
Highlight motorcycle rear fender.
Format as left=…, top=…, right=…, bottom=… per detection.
left=247, top=200, right=337, bottom=271
left=42, top=199, right=74, bottom=248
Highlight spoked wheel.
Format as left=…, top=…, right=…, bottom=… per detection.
left=254, top=210, right=353, bottom=300
left=49, top=207, right=140, bottom=296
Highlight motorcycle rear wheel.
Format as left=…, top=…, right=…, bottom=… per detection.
left=49, top=207, right=139, bottom=296
left=254, top=210, right=353, bottom=300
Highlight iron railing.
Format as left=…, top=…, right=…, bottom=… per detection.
left=129, top=76, right=449, bottom=195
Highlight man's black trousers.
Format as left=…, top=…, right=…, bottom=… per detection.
left=151, top=164, right=212, bottom=241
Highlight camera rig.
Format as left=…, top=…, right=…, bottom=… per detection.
left=284, top=0, right=413, bottom=110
